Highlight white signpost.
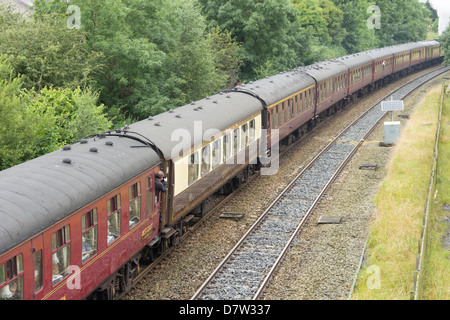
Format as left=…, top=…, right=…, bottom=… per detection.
left=381, top=100, right=404, bottom=144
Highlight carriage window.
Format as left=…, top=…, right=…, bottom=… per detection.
left=201, top=145, right=211, bottom=177
left=223, top=133, right=231, bottom=162
left=82, top=209, right=97, bottom=263
left=0, top=255, right=24, bottom=300
left=189, top=152, right=199, bottom=184
left=249, top=120, right=255, bottom=142
left=295, top=95, right=299, bottom=113
left=275, top=106, right=279, bottom=128
left=107, top=194, right=121, bottom=245
left=147, top=175, right=154, bottom=215
left=0, top=265, right=4, bottom=286
left=212, top=139, right=221, bottom=169
left=233, top=128, right=240, bottom=154
left=291, top=99, right=295, bottom=117
left=270, top=111, right=274, bottom=129
left=129, top=182, right=141, bottom=228
left=52, top=226, right=70, bottom=286
left=34, top=250, right=42, bottom=293
left=241, top=123, right=248, bottom=148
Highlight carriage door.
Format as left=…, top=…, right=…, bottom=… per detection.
left=31, top=235, right=44, bottom=300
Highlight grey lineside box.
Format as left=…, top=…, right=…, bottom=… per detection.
left=384, top=121, right=401, bottom=144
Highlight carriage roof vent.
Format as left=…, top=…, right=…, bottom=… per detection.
left=176, top=114, right=181, bottom=118
left=62, top=145, right=71, bottom=151
left=105, top=141, right=113, bottom=146
left=90, top=147, right=98, bottom=153
left=62, top=158, right=72, bottom=164
left=80, top=139, right=88, bottom=144
left=148, top=116, right=154, bottom=121
left=154, top=122, right=161, bottom=126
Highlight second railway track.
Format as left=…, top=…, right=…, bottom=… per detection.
left=191, top=66, right=450, bottom=300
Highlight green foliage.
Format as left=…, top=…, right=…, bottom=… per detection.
left=293, top=0, right=346, bottom=45
left=0, top=56, right=34, bottom=169
left=330, top=0, right=378, bottom=53
left=198, top=0, right=316, bottom=81
left=440, top=28, right=450, bottom=66
left=370, top=0, right=430, bottom=46
left=22, top=87, right=112, bottom=148
left=0, top=54, right=111, bottom=170
left=0, top=4, right=103, bottom=92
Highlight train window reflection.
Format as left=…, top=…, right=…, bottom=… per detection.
left=188, top=152, right=199, bottom=185
left=129, top=183, right=141, bottom=228
left=249, top=120, right=255, bottom=142
left=0, top=254, right=24, bottom=300
left=241, top=124, right=248, bottom=148
left=212, top=139, right=221, bottom=169
left=233, top=128, right=240, bottom=154
left=52, top=226, right=70, bottom=286
left=34, top=250, right=42, bottom=293
left=107, top=194, right=121, bottom=245
left=201, top=145, right=210, bottom=177
left=223, top=133, right=231, bottom=162
left=82, top=209, right=98, bottom=263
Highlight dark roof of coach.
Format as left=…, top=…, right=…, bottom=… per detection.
left=127, top=91, right=263, bottom=158
left=0, top=135, right=161, bottom=256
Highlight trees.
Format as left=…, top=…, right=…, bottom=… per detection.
left=122, top=0, right=237, bottom=117
left=197, top=0, right=316, bottom=81
left=368, top=0, right=429, bottom=46
left=0, top=56, right=34, bottom=170
left=0, top=4, right=103, bottom=92
left=330, top=0, right=378, bottom=53
left=440, top=27, right=450, bottom=66
left=0, top=54, right=111, bottom=170
left=53, top=0, right=242, bottom=119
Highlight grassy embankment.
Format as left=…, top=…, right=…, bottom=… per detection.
left=422, top=84, right=450, bottom=299
left=351, top=84, right=450, bottom=299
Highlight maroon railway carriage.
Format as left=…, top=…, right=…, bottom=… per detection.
left=0, top=133, right=163, bottom=300
left=335, top=52, right=373, bottom=99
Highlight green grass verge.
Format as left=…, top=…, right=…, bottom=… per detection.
left=421, top=85, right=450, bottom=300
left=351, top=85, right=447, bottom=300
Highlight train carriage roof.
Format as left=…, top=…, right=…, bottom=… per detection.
left=0, top=136, right=161, bottom=256
left=418, top=40, right=440, bottom=47
left=333, top=52, right=373, bottom=69
left=126, top=91, right=263, bottom=159
left=234, top=71, right=316, bottom=107
left=296, top=60, right=348, bottom=82
left=364, top=46, right=395, bottom=60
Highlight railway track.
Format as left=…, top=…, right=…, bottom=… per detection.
left=190, top=66, right=450, bottom=300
